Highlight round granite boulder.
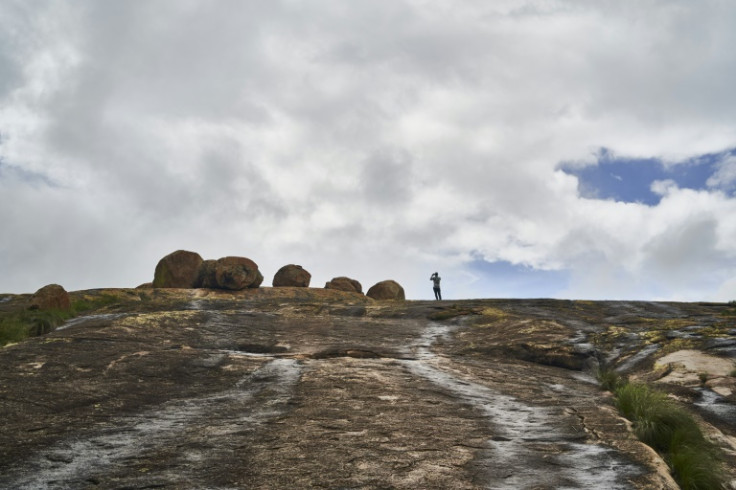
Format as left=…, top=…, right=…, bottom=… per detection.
left=366, top=280, right=405, bottom=300
left=214, top=256, right=263, bottom=290
left=273, top=264, right=311, bottom=287
left=325, top=276, right=363, bottom=294
left=153, top=250, right=204, bottom=288
left=196, top=259, right=218, bottom=288
left=28, top=284, right=71, bottom=311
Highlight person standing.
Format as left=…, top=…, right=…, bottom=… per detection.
left=430, top=272, right=442, bottom=300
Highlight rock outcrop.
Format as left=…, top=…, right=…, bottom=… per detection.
left=272, top=264, right=311, bottom=287
left=196, top=259, right=218, bottom=289
left=27, top=284, right=71, bottom=311
left=213, top=256, right=263, bottom=290
left=5, top=292, right=731, bottom=488
left=366, top=280, right=405, bottom=300
left=152, top=250, right=203, bottom=288
left=325, top=276, right=362, bottom=294
left=152, top=251, right=263, bottom=291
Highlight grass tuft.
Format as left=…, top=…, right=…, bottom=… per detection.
left=669, top=442, right=725, bottom=490
left=71, top=293, right=120, bottom=313
left=596, top=366, right=627, bottom=392
left=0, top=308, right=74, bottom=346
left=609, top=381, right=725, bottom=489
left=1, top=293, right=122, bottom=346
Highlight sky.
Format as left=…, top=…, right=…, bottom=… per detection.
left=1, top=1, right=736, bottom=301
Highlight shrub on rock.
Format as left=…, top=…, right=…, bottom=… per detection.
left=366, top=280, right=405, bottom=300
left=28, top=284, right=71, bottom=311
left=325, top=276, right=363, bottom=294
left=153, top=250, right=204, bottom=288
left=273, top=264, right=311, bottom=287
left=214, top=256, right=263, bottom=290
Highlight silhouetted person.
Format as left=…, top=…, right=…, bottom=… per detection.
left=430, top=272, right=441, bottom=300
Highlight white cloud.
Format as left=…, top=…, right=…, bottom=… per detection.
left=1, top=0, right=736, bottom=301
left=707, top=154, right=736, bottom=191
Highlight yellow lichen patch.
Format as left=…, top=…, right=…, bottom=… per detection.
left=590, top=325, right=631, bottom=347
left=659, top=338, right=697, bottom=355
left=605, top=325, right=630, bottom=337
left=640, top=330, right=666, bottom=344
left=42, top=337, right=72, bottom=344
left=117, top=311, right=200, bottom=329
left=657, top=318, right=697, bottom=330
left=517, top=320, right=567, bottom=336
left=479, top=307, right=508, bottom=319
left=696, top=325, right=734, bottom=338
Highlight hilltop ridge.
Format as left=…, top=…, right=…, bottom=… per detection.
left=1, top=288, right=735, bottom=488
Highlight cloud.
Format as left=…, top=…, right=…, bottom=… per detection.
left=1, top=1, right=736, bottom=302
left=707, top=153, right=736, bottom=192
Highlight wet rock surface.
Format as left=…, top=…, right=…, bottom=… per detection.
left=1, top=290, right=735, bottom=488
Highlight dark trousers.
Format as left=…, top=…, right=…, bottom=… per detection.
left=433, top=287, right=441, bottom=300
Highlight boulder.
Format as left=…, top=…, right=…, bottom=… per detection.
left=28, top=284, right=71, bottom=311
left=196, top=259, right=218, bottom=288
left=214, top=256, right=263, bottom=290
left=366, top=280, right=405, bottom=300
left=273, top=264, right=311, bottom=287
left=325, top=276, right=363, bottom=294
left=152, top=250, right=203, bottom=288
left=135, top=282, right=153, bottom=289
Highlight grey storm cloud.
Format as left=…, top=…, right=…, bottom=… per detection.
left=1, top=0, right=736, bottom=300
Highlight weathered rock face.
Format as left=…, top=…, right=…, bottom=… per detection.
left=214, top=256, right=263, bottom=290
left=272, top=264, right=311, bottom=287
left=27, top=284, right=70, bottom=311
left=1, top=292, right=735, bottom=489
left=325, top=276, right=362, bottom=294
left=196, top=259, right=218, bottom=289
left=366, top=279, right=405, bottom=300
left=152, top=250, right=203, bottom=288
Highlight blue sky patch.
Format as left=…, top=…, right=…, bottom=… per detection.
left=559, top=147, right=736, bottom=205
left=464, top=259, right=570, bottom=299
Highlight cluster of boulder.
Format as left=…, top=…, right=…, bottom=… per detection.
left=152, top=251, right=264, bottom=290
left=148, top=250, right=405, bottom=300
